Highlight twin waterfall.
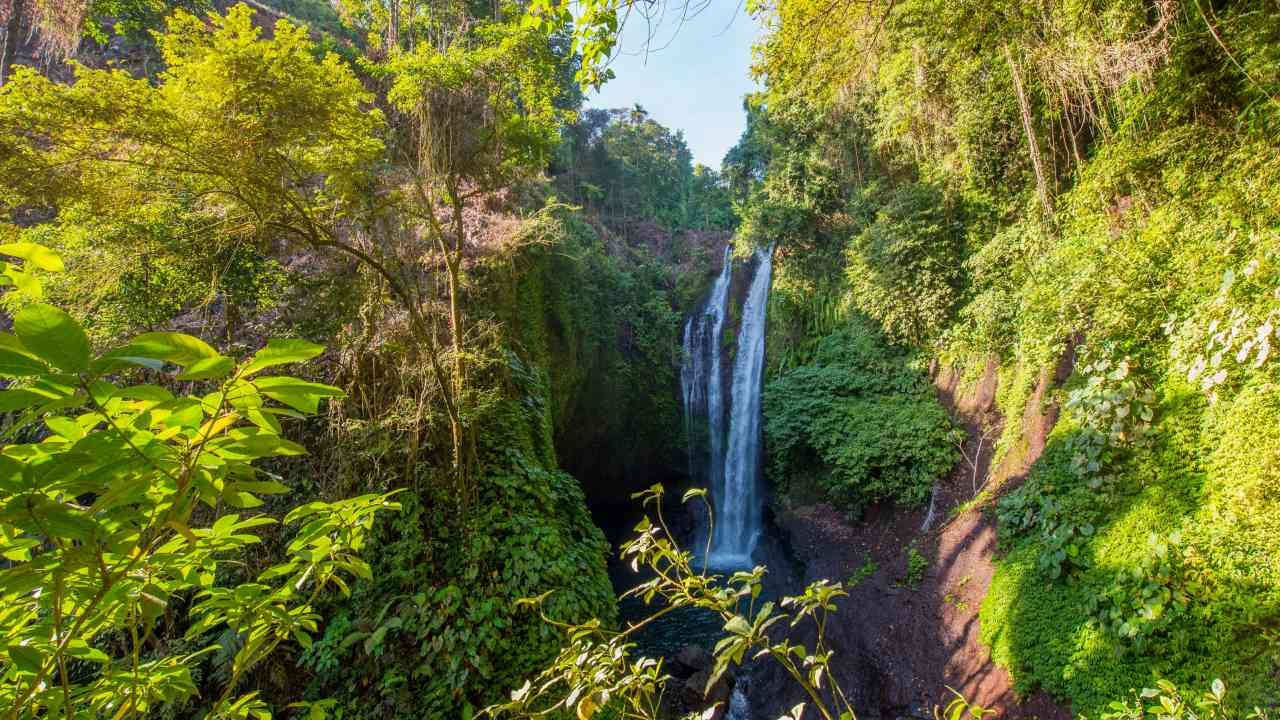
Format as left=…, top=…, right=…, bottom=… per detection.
left=681, top=245, right=774, bottom=568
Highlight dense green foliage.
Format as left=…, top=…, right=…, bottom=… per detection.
left=6, top=0, right=1280, bottom=715
left=763, top=318, right=956, bottom=513
left=737, top=0, right=1280, bottom=714
left=484, top=208, right=688, bottom=486
left=0, top=1, right=721, bottom=716
left=0, top=247, right=394, bottom=718
left=296, top=205, right=704, bottom=715
left=554, top=107, right=736, bottom=232
left=844, top=182, right=966, bottom=347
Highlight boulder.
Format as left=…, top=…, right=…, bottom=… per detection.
left=672, top=643, right=713, bottom=678
left=681, top=669, right=733, bottom=711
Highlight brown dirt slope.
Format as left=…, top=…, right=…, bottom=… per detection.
left=767, top=357, right=1073, bottom=719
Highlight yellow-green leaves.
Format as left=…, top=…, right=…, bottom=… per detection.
left=0, top=304, right=390, bottom=718
left=0, top=335, right=51, bottom=377
left=523, top=0, right=621, bottom=89
left=386, top=18, right=569, bottom=191
left=0, top=242, right=64, bottom=272
left=107, top=331, right=221, bottom=369
left=0, top=5, right=385, bottom=290
left=14, top=303, right=90, bottom=373
left=0, top=240, right=64, bottom=301
left=252, top=377, right=344, bottom=414
left=242, top=338, right=325, bottom=376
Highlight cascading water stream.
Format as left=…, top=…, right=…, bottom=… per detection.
left=710, top=245, right=773, bottom=567
left=681, top=246, right=734, bottom=516
left=681, top=244, right=774, bottom=569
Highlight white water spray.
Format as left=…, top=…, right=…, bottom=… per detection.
left=681, top=246, right=734, bottom=519
left=708, top=245, right=773, bottom=567
left=682, top=245, right=775, bottom=570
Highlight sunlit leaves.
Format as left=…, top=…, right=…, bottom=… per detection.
left=386, top=18, right=570, bottom=193
left=0, top=5, right=385, bottom=279
left=491, top=488, right=857, bottom=720
left=522, top=0, right=620, bottom=90
left=14, top=303, right=90, bottom=373
left=242, top=338, right=325, bottom=376
left=0, top=285, right=395, bottom=717
left=0, top=243, right=65, bottom=301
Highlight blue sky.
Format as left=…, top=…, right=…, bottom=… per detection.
left=587, top=0, right=762, bottom=169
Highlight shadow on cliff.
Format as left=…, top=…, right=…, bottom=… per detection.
left=751, top=355, right=1075, bottom=719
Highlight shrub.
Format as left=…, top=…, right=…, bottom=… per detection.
left=763, top=317, right=957, bottom=512
left=0, top=245, right=395, bottom=718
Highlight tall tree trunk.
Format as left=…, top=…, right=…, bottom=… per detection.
left=444, top=183, right=477, bottom=486
left=387, top=0, right=399, bottom=52
left=1, top=0, right=25, bottom=86
left=1005, top=43, right=1054, bottom=221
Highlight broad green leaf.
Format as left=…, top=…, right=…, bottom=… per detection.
left=45, top=416, right=85, bottom=441
left=107, top=332, right=220, bottom=368
left=7, top=644, right=43, bottom=674
left=0, top=454, right=27, bottom=492
left=246, top=409, right=283, bottom=434
left=222, top=490, right=265, bottom=508
left=1, top=494, right=100, bottom=540
left=7, top=267, right=42, bottom=299
left=254, top=377, right=345, bottom=414
left=65, top=639, right=110, bottom=664
left=177, top=355, right=234, bottom=381
left=112, top=384, right=176, bottom=402
left=0, top=242, right=64, bottom=272
left=723, top=615, right=751, bottom=636
left=243, top=339, right=325, bottom=376
left=14, top=303, right=89, bottom=373
left=0, top=389, right=49, bottom=412
left=0, top=334, right=48, bottom=377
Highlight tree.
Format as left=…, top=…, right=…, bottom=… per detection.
left=383, top=10, right=573, bottom=486
left=0, top=5, right=486, bottom=480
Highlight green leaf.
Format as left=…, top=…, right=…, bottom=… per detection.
left=7, top=644, right=43, bottom=674
left=15, top=304, right=90, bottom=373
left=176, top=355, right=235, bottom=381
left=111, top=384, right=176, bottom=402
left=0, top=335, right=49, bottom=377
left=45, top=416, right=85, bottom=441
left=7, top=268, right=42, bottom=299
left=65, top=639, right=110, bottom=664
left=246, top=409, right=282, bottom=434
left=723, top=615, right=751, bottom=636
left=254, top=377, right=344, bottom=414
left=0, top=242, right=64, bottom=272
left=243, top=339, right=325, bottom=376
left=682, top=487, right=708, bottom=503
left=107, top=332, right=220, bottom=368
left=0, top=389, right=50, bottom=412
left=1, top=494, right=100, bottom=540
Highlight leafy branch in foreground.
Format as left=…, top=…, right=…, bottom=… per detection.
left=490, top=485, right=1262, bottom=720
left=486, top=484, right=857, bottom=720
left=0, top=245, right=399, bottom=719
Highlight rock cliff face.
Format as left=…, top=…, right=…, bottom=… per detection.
left=486, top=212, right=732, bottom=543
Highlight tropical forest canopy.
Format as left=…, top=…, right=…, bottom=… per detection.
left=0, top=0, right=1277, bottom=718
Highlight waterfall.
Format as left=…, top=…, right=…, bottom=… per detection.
left=682, top=245, right=734, bottom=535
left=681, top=244, right=774, bottom=570
left=709, top=245, right=773, bottom=567
left=724, top=682, right=751, bottom=720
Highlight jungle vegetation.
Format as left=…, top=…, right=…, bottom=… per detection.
left=0, top=0, right=1277, bottom=717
